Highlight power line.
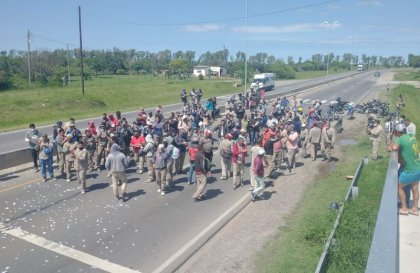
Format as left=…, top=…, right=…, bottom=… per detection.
left=30, top=32, right=77, bottom=48
left=86, top=0, right=340, bottom=27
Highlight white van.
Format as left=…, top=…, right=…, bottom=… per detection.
left=250, top=73, right=275, bottom=91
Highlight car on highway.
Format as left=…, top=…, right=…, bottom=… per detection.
left=374, top=71, right=380, bottom=77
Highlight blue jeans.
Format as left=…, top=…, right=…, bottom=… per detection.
left=40, top=157, right=54, bottom=179
left=31, top=148, right=39, bottom=168
left=188, top=163, right=196, bottom=184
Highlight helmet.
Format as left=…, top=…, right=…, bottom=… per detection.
left=297, top=107, right=303, bottom=112
left=395, top=123, right=406, bottom=133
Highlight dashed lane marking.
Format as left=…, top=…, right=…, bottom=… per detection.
left=0, top=222, right=141, bottom=273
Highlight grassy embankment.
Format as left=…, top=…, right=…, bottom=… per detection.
left=0, top=75, right=237, bottom=132
left=255, top=72, right=420, bottom=273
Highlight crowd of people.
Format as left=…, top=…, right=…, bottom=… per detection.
left=24, top=87, right=417, bottom=206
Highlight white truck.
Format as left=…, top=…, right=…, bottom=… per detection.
left=250, top=73, right=275, bottom=91
left=357, top=64, right=365, bottom=71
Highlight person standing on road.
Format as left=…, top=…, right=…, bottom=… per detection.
left=63, top=135, right=77, bottom=182
left=384, top=117, right=394, bottom=147
left=55, top=129, right=66, bottom=178
left=187, top=137, right=199, bottom=185
left=25, top=123, right=41, bottom=172
left=308, top=122, right=322, bottom=161
left=96, top=126, right=109, bottom=170
left=250, top=139, right=263, bottom=192
left=153, top=144, right=169, bottom=196
left=300, top=124, right=309, bottom=159
left=368, top=120, right=384, bottom=161
left=38, top=134, right=55, bottom=182
left=143, top=134, right=156, bottom=183
left=388, top=123, right=420, bottom=215
left=219, top=133, right=233, bottom=180
left=232, top=136, right=247, bottom=189
left=193, top=145, right=208, bottom=201
left=285, top=125, right=299, bottom=172
left=175, top=129, right=188, bottom=174
left=250, top=149, right=266, bottom=201
left=105, top=143, right=129, bottom=202
left=74, top=141, right=88, bottom=195
left=130, top=130, right=145, bottom=173
left=321, top=123, right=336, bottom=161
left=84, top=130, right=97, bottom=172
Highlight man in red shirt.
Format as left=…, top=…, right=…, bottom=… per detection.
left=130, top=131, right=145, bottom=173
left=232, top=136, right=247, bottom=190
left=251, top=149, right=266, bottom=201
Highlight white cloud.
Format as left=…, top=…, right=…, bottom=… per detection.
left=232, top=22, right=342, bottom=33
left=358, top=0, right=382, bottom=7
left=183, top=24, right=224, bottom=32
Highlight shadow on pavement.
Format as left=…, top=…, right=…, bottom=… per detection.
left=87, top=182, right=109, bottom=192
left=0, top=174, right=19, bottom=182
left=260, top=190, right=276, bottom=200
left=204, top=188, right=223, bottom=200
left=126, top=189, right=146, bottom=201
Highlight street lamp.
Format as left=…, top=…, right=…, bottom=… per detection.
left=323, top=21, right=339, bottom=79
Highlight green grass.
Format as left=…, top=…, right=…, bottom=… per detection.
left=0, top=75, right=238, bottom=132
left=255, top=134, right=386, bottom=273
left=293, top=69, right=350, bottom=80
left=326, top=159, right=387, bottom=273
left=393, top=70, right=420, bottom=81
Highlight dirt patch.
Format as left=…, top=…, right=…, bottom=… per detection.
left=177, top=81, right=383, bottom=273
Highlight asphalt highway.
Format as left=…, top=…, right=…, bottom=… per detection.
left=0, top=71, right=386, bottom=273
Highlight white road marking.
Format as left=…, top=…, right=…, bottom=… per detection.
left=151, top=193, right=250, bottom=273
left=0, top=223, right=141, bottom=273
left=303, top=99, right=312, bottom=103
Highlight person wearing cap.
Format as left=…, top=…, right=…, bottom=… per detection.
left=25, top=123, right=41, bottom=172
left=308, top=122, right=322, bottom=161
left=232, top=136, right=248, bottom=189
left=388, top=123, right=420, bottom=215
left=105, top=143, right=129, bottom=201
left=250, top=149, right=266, bottom=201
left=300, top=123, right=309, bottom=159
left=53, top=121, right=63, bottom=165
left=55, top=128, right=66, bottom=177
left=96, top=125, right=109, bottom=170
left=63, top=135, right=77, bottom=182
left=63, top=117, right=76, bottom=133
left=321, top=123, right=336, bottom=161
left=193, top=145, right=209, bottom=201
left=38, top=133, right=56, bottom=182
left=199, top=130, right=214, bottom=176
left=130, top=130, right=146, bottom=173
left=66, top=121, right=81, bottom=143
left=153, top=143, right=169, bottom=196
left=74, top=141, right=88, bottom=194
left=143, top=134, right=156, bottom=183
left=84, top=130, right=97, bottom=172
left=219, top=134, right=233, bottom=180
left=285, top=125, right=299, bottom=172
left=368, top=119, right=384, bottom=161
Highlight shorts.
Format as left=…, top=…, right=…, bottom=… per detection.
left=399, top=169, right=420, bottom=184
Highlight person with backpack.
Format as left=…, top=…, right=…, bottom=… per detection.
left=38, top=134, right=56, bottom=182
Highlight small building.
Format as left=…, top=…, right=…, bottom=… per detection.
left=193, top=66, right=227, bottom=77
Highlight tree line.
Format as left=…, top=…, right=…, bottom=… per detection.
left=0, top=48, right=413, bottom=91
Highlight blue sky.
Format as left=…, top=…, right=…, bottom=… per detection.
left=1, top=0, right=419, bottom=61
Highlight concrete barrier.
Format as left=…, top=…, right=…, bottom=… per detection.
left=0, top=148, right=33, bottom=170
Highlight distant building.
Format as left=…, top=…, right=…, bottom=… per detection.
left=193, top=66, right=227, bottom=77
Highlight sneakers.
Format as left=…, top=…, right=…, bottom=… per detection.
left=34, top=168, right=39, bottom=173
left=52, top=177, right=57, bottom=181
left=161, top=191, right=165, bottom=196
left=106, top=173, right=112, bottom=178
left=250, top=192, right=255, bottom=201
left=81, top=189, right=86, bottom=195
left=66, top=178, right=71, bottom=183
left=114, top=196, right=120, bottom=201
left=157, top=189, right=161, bottom=193
left=42, top=178, right=47, bottom=183
left=219, top=176, right=228, bottom=180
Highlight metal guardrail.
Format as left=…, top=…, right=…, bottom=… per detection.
left=365, top=152, right=399, bottom=273
left=314, top=158, right=365, bottom=273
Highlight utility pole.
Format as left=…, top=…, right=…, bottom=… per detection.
left=66, top=44, right=71, bottom=84
left=244, top=0, right=248, bottom=95
left=27, top=30, right=31, bottom=86
left=78, top=6, right=85, bottom=95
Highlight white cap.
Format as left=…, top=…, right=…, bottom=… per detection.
left=158, top=144, right=165, bottom=149
left=258, top=149, right=265, bottom=156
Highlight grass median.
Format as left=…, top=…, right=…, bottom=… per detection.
left=0, top=75, right=238, bottom=132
